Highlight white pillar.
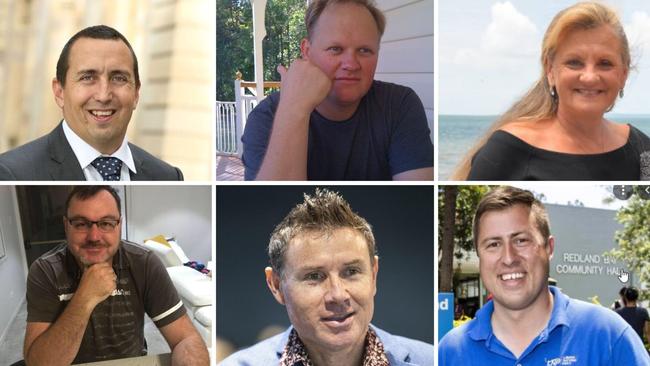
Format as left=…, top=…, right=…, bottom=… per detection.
left=251, top=0, right=267, bottom=102
left=234, top=78, right=244, bottom=157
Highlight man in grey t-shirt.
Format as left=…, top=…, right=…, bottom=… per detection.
left=23, top=186, right=208, bottom=365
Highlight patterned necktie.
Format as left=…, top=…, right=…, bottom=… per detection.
left=90, top=157, right=123, bottom=181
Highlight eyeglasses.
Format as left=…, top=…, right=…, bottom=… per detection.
left=66, top=217, right=121, bottom=233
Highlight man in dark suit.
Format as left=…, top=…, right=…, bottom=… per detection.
left=0, top=25, right=183, bottom=181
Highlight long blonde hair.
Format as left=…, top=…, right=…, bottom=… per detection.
left=451, top=1, right=631, bottom=180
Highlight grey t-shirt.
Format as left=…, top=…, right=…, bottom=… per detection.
left=242, top=80, right=433, bottom=180
left=26, top=241, right=185, bottom=364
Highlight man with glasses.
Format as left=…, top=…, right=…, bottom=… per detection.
left=22, top=186, right=208, bottom=365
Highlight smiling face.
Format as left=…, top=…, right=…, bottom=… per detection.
left=301, top=2, right=380, bottom=112
left=64, top=190, right=121, bottom=267
left=547, top=25, right=628, bottom=118
left=477, top=204, right=554, bottom=312
left=53, top=37, right=140, bottom=154
left=267, top=227, right=378, bottom=355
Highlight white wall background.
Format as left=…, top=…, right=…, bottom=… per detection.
left=0, top=186, right=27, bottom=345
left=376, top=0, right=434, bottom=140
left=125, top=186, right=212, bottom=265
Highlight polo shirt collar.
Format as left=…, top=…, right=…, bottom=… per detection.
left=540, top=286, right=571, bottom=339
left=61, top=120, right=137, bottom=174
left=467, top=286, right=571, bottom=344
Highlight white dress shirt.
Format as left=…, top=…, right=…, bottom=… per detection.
left=62, top=120, right=137, bottom=181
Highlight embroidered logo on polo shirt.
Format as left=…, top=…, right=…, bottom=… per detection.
left=58, top=288, right=131, bottom=301
left=547, top=355, right=577, bottom=366
left=111, top=288, right=131, bottom=296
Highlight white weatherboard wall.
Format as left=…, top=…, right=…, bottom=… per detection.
left=0, top=187, right=27, bottom=345
left=125, top=186, right=211, bottom=265
left=376, top=0, right=434, bottom=140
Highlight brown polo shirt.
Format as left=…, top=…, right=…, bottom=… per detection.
left=26, top=240, right=186, bottom=364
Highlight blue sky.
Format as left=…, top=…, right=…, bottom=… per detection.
left=439, top=0, right=650, bottom=115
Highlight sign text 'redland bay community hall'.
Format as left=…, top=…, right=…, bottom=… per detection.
left=555, top=252, right=622, bottom=276
left=547, top=203, right=635, bottom=303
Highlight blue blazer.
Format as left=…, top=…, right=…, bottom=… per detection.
left=219, top=325, right=434, bottom=366
left=0, top=122, right=183, bottom=181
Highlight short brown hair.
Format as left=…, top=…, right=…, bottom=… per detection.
left=57, top=25, right=140, bottom=88
left=64, top=186, right=121, bottom=217
left=473, top=186, right=550, bottom=251
left=269, top=188, right=376, bottom=275
left=305, top=0, right=386, bottom=40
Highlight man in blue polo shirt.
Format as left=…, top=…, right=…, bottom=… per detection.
left=439, top=186, right=650, bottom=365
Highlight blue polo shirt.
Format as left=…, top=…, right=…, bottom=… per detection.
left=439, top=287, right=650, bottom=365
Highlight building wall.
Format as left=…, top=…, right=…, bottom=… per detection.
left=547, top=204, right=633, bottom=305
left=376, top=0, right=434, bottom=140
left=135, top=0, right=213, bottom=180
left=125, top=185, right=212, bottom=265
left=0, top=186, right=28, bottom=345
left=0, top=0, right=213, bottom=180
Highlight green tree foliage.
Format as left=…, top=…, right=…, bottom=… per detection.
left=263, top=0, right=305, bottom=81
left=217, top=0, right=306, bottom=101
left=438, top=185, right=489, bottom=291
left=612, top=192, right=650, bottom=301
left=217, top=0, right=253, bottom=101
left=438, top=186, right=489, bottom=258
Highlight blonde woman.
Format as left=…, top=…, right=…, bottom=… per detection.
left=453, top=2, right=650, bottom=180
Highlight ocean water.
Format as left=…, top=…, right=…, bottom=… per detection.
left=438, top=114, right=650, bottom=180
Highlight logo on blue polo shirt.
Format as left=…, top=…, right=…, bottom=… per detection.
left=547, top=355, right=577, bottom=366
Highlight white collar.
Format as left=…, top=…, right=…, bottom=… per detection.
left=61, top=120, right=137, bottom=173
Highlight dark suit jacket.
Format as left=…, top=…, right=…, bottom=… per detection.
left=0, top=122, right=184, bottom=181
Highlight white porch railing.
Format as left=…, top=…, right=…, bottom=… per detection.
left=216, top=101, right=238, bottom=155
left=216, top=74, right=281, bottom=157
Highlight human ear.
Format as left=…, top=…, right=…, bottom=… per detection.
left=300, top=38, right=311, bottom=60
left=546, top=70, right=555, bottom=89
left=545, top=58, right=555, bottom=89
left=265, top=267, right=285, bottom=305
left=133, top=86, right=140, bottom=110
left=52, top=78, right=65, bottom=109
left=546, top=236, right=555, bottom=260
left=372, top=256, right=379, bottom=296
left=620, top=66, right=629, bottom=90
left=62, top=216, right=69, bottom=235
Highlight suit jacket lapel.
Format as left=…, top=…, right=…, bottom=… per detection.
left=129, top=144, right=148, bottom=181
left=47, top=122, right=86, bottom=180
left=374, top=326, right=419, bottom=366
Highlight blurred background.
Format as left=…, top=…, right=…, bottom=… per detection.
left=0, top=0, right=214, bottom=180
left=216, top=185, right=435, bottom=362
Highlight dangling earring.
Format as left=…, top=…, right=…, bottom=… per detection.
left=619, top=89, right=624, bottom=98
left=550, top=86, right=557, bottom=99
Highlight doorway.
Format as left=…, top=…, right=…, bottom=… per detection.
left=15, top=186, right=71, bottom=267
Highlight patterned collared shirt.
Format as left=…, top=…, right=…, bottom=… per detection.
left=279, top=327, right=389, bottom=366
